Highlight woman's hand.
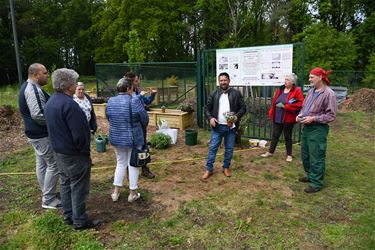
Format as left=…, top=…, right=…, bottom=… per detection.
left=276, top=102, right=284, bottom=108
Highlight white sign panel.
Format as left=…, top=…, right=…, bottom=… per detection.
left=216, top=44, right=293, bottom=86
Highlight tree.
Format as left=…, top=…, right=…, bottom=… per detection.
left=124, top=30, right=145, bottom=63
left=294, top=23, right=358, bottom=71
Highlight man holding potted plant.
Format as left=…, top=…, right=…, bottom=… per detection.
left=203, top=72, right=246, bottom=179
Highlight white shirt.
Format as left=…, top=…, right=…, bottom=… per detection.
left=217, top=93, right=230, bottom=125
left=73, top=95, right=91, bottom=122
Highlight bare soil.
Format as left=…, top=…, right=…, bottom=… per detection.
left=339, top=88, right=375, bottom=113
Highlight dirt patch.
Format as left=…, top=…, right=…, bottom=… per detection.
left=0, top=105, right=28, bottom=153
left=339, top=88, right=375, bottom=113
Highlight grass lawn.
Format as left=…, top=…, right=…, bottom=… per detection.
left=0, top=111, right=374, bottom=249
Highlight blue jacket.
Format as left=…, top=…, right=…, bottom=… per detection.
left=18, top=80, right=50, bottom=139
left=44, top=92, right=91, bottom=155
left=135, top=89, right=156, bottom=105
left=106, top=94, right=148, bottom=147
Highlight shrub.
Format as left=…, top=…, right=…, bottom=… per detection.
left=149, top=132, right=172, bottom=149
left=178, top=99, right=195, bottom=112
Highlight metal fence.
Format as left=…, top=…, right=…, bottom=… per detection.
left=196, top=43, right=305, bottom=142
left=95, top=62, right=196, bottom=105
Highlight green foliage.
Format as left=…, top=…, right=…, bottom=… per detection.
left=362, top=52, right=375, bottom=88
left=293, top=23, right=358, bottom=81
left=149, top=132, right=171, bottom=149
left=124, top=29, right=145, bottom=63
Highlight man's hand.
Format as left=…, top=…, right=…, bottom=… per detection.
left=276, top=102, right=284, bottom=108
left=151, top=89, right=158, bottom=94
left=210, top=118, right=218, bottom=128
left=301, top=116, right=314, bottom=124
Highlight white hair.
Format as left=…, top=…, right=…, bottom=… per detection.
left=77, top=82, right=84, bottom=87
left=51, top=68, right=79, bottom=91
left=285, top=73, right=298, bottom=84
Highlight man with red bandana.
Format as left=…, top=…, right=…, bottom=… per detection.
left=297, top=68, right=337, bottom=193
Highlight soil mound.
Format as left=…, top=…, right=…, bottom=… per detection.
left=340, top=88, right=375, bottom=113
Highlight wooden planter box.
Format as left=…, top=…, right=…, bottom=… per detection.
left=93, top=103, right=106, bottom=118
left=147, top=109, right=194, bottom=130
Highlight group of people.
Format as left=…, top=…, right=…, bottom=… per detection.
left=18, top=63, right=157, bottom=230
left=18, top=62, right=336, bottom=231
left=203, top=68, right=337, bottom=194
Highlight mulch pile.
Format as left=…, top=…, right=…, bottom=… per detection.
left=339, top=88, right=375, bottom=113
left=0, top=105, right=27, bottom=152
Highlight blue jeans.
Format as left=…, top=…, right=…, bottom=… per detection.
left=206, top=124, right=236, bottom=172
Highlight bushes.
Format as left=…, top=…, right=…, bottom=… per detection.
left=149, top=133, right=171, bottom=149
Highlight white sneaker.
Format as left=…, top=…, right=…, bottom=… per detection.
left=42, top=199, right=62, bottom=209
left=128, top=192, right=141, bottom=203
left=111, top=192, right=120, bottom=202
left=261, top=152, right=273, bottom=158
left=286, top=155, right=293, bottom=162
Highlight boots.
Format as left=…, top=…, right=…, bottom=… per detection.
left=141, top=165, right=155, bottom=179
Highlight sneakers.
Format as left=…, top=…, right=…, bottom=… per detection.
left=111, top=192, right=120, bottom=202
left=261, top=152, right=273, bottom=158
left=286, top=155, right=293, bottom=162
left=128, top=192, right=141, bottom=203
left=73, top=219, right=101, bottom=231
left=42, top=199, right=62, bottom=209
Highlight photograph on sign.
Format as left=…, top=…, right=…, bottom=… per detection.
left=216, top=44, right=293, bottom=86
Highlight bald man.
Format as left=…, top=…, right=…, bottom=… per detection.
left=18, top=63, right=61, bottom=209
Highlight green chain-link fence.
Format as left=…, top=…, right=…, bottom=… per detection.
left=95, top=62, right=196, bottom=106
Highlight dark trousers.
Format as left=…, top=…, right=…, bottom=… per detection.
left=301, top=124, right=329, bottom=189
left=269, top=122, right=294, bottom=156
left=56, top=153, right=91, bottom=226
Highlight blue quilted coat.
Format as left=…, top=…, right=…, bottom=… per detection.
left=106, top=94, right=148, bottom=147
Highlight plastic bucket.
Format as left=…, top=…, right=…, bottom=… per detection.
left=95, top=137, right=106, bottom=152
left=185, top=129, right=198, bottom=146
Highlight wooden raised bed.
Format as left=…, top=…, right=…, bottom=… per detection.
left=148, top=108, right=193, bottom=130
left=93, top=103, right=106, bottom=118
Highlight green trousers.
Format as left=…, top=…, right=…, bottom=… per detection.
left=301, top=124, right=329, bottom=189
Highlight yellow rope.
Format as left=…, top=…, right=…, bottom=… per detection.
left=0, top=148, right=260, bottom=176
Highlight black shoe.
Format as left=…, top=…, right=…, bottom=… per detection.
left=304, top=186, right=321, bottom=193
left=64, top=218, right=73, bottom=225
left=298, top=176, right=310, bottom=183
left=141, top=166, right=155, bottom=179
left=73, top=219, right=101, bottom=231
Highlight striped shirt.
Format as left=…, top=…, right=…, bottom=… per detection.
left=299, top=86, right=337, bottom=124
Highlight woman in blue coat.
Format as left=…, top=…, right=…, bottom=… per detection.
left=106, top=77, right=148, bottom=203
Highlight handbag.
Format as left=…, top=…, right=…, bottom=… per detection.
left=128, top=97, right=151, bottom=167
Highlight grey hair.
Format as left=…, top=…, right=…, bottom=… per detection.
left=77, top=82, right=84, bottom=87
left=28, top=63, right=44, bottom=76
left=116, top=77, right=133, bottom=92
left=51, top=68, right=79, bottom=91
left=285, top=73, right=298, bottom=84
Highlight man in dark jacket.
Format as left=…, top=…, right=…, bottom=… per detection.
left=44, top=68, right=100, bottom=230
left=202, top=72, right=246, bottom=180
left=18, top=63, right=60, bottom=209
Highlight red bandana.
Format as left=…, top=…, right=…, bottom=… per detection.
left=310, top=68, right=332, bottom=85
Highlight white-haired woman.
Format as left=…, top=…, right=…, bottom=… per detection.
left=261, top=73, right=304, bottom=162
left=73, top=82, right=97, bottom=134
left=106, top=77, right=148, bottom=202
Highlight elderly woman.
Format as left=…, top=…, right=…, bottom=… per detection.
left=261, top=73, right=304, bottom=162
left=106, top=77, right=148, bottom=202
left=73, top=82, right=97, bottom=134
